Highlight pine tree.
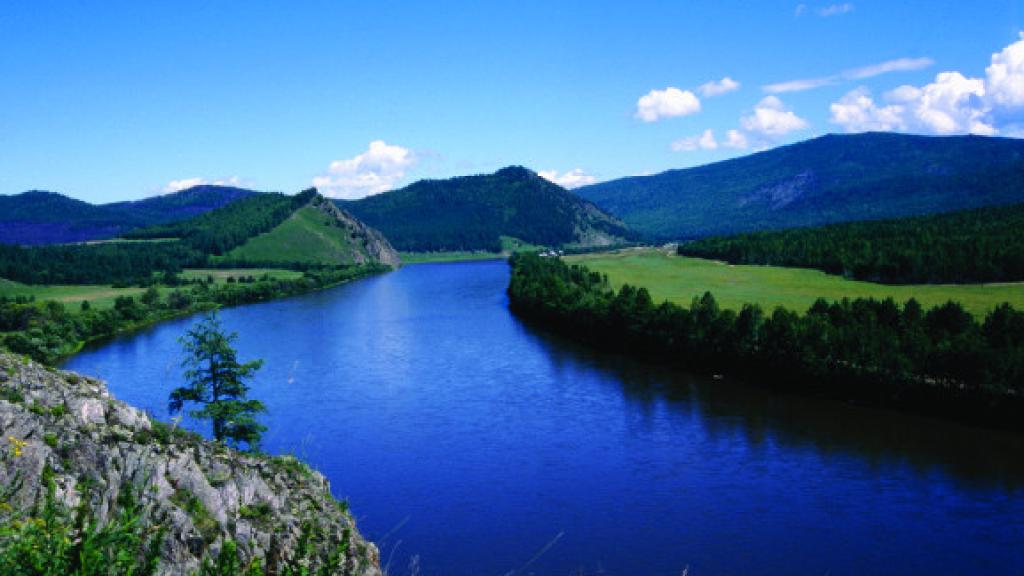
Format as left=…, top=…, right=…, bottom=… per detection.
left=169, top=311, right=266, bottom=449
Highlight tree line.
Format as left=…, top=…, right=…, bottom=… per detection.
left=507, top=253, right=1024, bottom=428
left=678, top=203, right=1024, bottom=284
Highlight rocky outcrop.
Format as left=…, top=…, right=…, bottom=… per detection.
left=0, top=352, right=381, bottom=575
left=312, top=195, right=401, bottom=267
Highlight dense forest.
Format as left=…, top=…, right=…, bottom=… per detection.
left=576, top=132, right=1024, bottom=240
left=0, top=186, right=256, bottom=245
left=508, top=253, right=1024, bottom=427
left=342, top=166, right=631, bottom=252
left=678, top=203, right=1024, bottom=284
left=0, top=264, right=387, bottom=364
left=0, top=241, right=204, bottom=285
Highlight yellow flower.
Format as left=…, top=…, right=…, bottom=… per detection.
left=7, top=436, right=28, bottom=457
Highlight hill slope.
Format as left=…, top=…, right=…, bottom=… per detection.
left=576, top=132, right=1024, bottom=240
left=0, top=352, right=382, bottom=575
left=340, top=166, right=632, bottom=252
left=0, top=186, right=257, bottom=245
left=223, top=195, right=400, bottom=266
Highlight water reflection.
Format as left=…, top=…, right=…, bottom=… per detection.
left=523, top=322, right=1024, bottom=493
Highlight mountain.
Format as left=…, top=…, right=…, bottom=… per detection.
left=0, top=185, right=257, bottom=245
left=576, top=132, right=1024, bottom=240
left=128, top=188, right=399, bottom=267
left=339, top=166, right=632, bottom=252
left=0, top=351, right=382, bottom=575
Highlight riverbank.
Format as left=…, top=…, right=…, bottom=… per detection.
left=1, top=264, right=391, bottom=365
left=510, top=252, right=1024, bottom=431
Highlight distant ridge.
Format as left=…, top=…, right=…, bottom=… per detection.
left=340, top=166, right=633, bottom=252
left=576, top=132, right=1024, bottom=240
left=0, top=185, right=257, bottom=245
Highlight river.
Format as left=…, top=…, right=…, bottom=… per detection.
left=63, top=260, right=1024, bottom=575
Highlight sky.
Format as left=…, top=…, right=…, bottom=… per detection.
left=1, top=1, right=1023, bottom=203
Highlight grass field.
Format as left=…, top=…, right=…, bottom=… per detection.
left=0, top=279, right=169, bottom=310
left=178, top=269, right=302, bottom=283
left=220, top=205, right=367, bottom=265
left=565, top=248, right=1024, bottom=318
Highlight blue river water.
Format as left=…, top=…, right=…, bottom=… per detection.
left=64, top=260, right=1024, bottom=575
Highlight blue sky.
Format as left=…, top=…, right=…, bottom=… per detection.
left=1, top=1, right=1023, bottom=202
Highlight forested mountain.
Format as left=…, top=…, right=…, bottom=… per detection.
left=576, top=133, right=1024, bottom=240
left=340, top=166, right=633, bottom=252
left=0, top=185, right=256, bottom=245
left=679, top=203, right=1024, bottom=284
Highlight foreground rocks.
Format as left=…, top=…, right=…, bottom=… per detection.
left=0, top=352, right=381, bottom=575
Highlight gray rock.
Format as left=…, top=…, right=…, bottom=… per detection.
left=0, top=352, right=381, bottom=575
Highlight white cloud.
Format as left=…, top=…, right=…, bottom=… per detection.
left=740, top=96, right=810, bottom=137
left=829, top=87, right=907, bottom=132
left=827, top=34, right=1024, bottom=136
left=671, top=129, right=719, bottom=152
left=313, top=140, right=416, bottom=199
left=635, top=87, right=701, bottom=122
left=698, top=77, right=740, bottom=98
left=846, top=57, right=935, bottom=80
left=164, top=176, right=247, bottom=193
left=764, top=56, right=933, bottom=94
left=986, top=32, right=1024, bottom=108
left=538, top=168, right=597, bottom=189
left=817, top=3, right=853, bottom=16
left=723, top=129, right=749, bottom=149
left=764, top=77, right=838, bottom=94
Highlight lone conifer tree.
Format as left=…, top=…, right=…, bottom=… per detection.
left=169, top=311, right=266, bottom=449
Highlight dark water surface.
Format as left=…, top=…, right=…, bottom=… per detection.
left=64, top=261, right=1024, bottom=575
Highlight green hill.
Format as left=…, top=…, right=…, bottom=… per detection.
left=576, top=132, right=1024, bottom=240
left=221, top=195, right=400, bottom=266
left=0, top=186, right=256, bottom=245
left=0, top=189, right=398, bottom=285
left=340, top=166, right=633, bottom=252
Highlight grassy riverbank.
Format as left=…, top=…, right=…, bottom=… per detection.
left=566, top=248, right=1024, bottom=318
left=1, top=265, right=389, bottom=364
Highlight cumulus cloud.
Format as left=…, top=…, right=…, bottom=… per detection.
left=764, top=56, right=933, bottom=94
left=723, top=129, right=749, bottom=149
left=740, top=96, right=810, bottom=137
left=538, top=168, right=597, bottom=189
left=313, top=140, right=416, bottom=199
left=828, top=88, right=906, bottom=132
left=635, top=87, right=701, bottom=122
left=986, top=32, right=1024, bottom=108
left=830, top=33, right=1024, bottom=136
left=164, top=176, right=247, bottom=193
left=698, top=77, right=740, bottom=98
left=670, top=129, right=718, bottom=152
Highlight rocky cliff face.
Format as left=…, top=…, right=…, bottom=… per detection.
left=0, top=352, right=381, bottom=575
left=312, top=196, right=401, bottom=267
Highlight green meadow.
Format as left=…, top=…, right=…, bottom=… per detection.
left=565, top=248, right=1024, bottom=318
left=0, top=279, right=167, bottom=310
